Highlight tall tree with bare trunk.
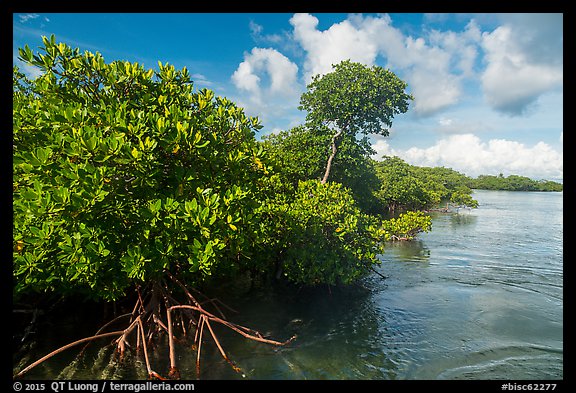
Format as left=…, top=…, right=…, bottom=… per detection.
left=298, top=60, right=413, bottom=184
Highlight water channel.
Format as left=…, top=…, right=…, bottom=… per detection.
left=14, top=190, right=563, bottom=380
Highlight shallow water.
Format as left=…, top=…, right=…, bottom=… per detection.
left=15, top=190, right=563, bottom=380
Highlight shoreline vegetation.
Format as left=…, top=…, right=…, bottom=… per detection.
left=469, top=173, right=562, bottom=192
left=13, top=36, right=562, bottom=380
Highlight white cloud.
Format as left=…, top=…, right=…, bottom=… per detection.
left=289, top=13, right=483, bottom=117
left=18, top=62, right=43, bottom=79
left=231, top=47, right=301, bottom=132
left=379, top=19, right=481, bottom=117
left=288, top=13, right=562, bottom=119
left=232, top=47, right=299, bottom=99
left=428, top=20, right=481, bottom=78
left=438, top=117, right=453, bottom=126
left=495, top=13, right=563, bottom=67
left=405, top=65, right=462, bottom=116
left=289, top=13, right=378, bottom=84
left=18, top=14, right=40, bottom=23
left=249, top=20, right=263, bottom=36
left=371, top=133, right=563, bottom=181
left=231, top=13, right=564, bottom=142
left=434, top=115, right=486, bottom=135
left=480, top=15, right=563, bottom=115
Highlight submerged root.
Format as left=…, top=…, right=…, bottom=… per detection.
left=56, top=354, right=82, bottom=379
left=13, top=273, right=295, bottom=380
left=94, top=345, right=117, bottom=380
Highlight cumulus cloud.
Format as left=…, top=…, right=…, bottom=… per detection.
left=496, top=13, right=563, bottom=67
left=230, top=47, right=301, bottom=132
left=288, top=13, right=562, bottom=118
left=372, top=16, right=483, bottom=117
left=289, top=13, right=483, bottom=117
left=230, top=13, right=563, bottom=143
left=383, top=25, right=477, bottom=116
left=428, top=20, right=481, bottom=78
left=405, top=65, right=462, bottom=116
left=371, top=133, right=563, bottom=181
left=232, top=47, right=298, bottom=96
left=289, top=13, right=379, bottom=83
left=480, top=14, right=563, bottom=115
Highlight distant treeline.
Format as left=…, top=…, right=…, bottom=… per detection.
left=358, top=156, right=563, bottom=214
left=468, top=174, right=563, bottom=192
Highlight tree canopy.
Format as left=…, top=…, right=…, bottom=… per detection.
left=13, top=36, right=268, bottom=301
left=298, top=60, right=413, bottom=184
left=469, top=174, right=563, bottom=192
left=372, top=156, right=479, bottom=213
left=13, top=39, right=421, bottom=304
left=261, top=125, right=381, bottom=214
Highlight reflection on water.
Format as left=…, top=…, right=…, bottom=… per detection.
left=14, top=190, right=563, bottom=380
left=450, top=211, right=477, bottom=227
left=382, top=240, right=430, bottom=263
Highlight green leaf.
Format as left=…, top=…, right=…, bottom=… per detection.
left=85, top=137, right=98, bottom=151
left=193, top=238, right=202, bottom=251
left=29, top=226, right=42, bottom=237
left=150, top=199, right=162, bottom=214
left=157, top=117, right=165, bottom=131
left=34, top=147, right=52, bottom=164
left=21, top=189, right=37, bottom=200
left=200, top=207, right=209, bottom=221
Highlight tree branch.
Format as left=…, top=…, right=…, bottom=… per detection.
left=320, top=128, right=344, bottom=184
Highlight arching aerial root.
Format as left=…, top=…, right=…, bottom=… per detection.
left=14, top=272, right=296, bottom=380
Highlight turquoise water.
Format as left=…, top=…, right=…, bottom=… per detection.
left=15, top=190, right=563, bottom=380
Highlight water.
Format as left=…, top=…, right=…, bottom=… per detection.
left=15, top=190, right=563, bottom=380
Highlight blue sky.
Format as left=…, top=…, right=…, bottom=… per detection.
left=13, top=13, right=563, bottom=181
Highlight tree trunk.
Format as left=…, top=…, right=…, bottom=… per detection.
left=320, top=128, right=343, bottom=184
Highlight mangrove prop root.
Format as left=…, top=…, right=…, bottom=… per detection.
left=14, top=278, right=295, bottom=380
left=168, top=366, right=180, bottom=380
left=79, top=312, right=133, bottom=356
left=195, top=315, right=206, bottom=378
left=13, top=330, right=124, bottom=379
left=166, top=307, right=177, bottom=378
